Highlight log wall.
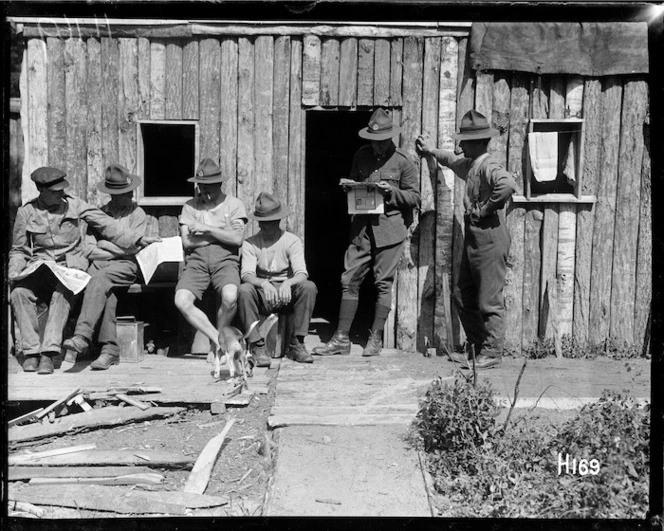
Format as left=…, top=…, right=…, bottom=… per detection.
left=12, top=29, right=651, bottom=353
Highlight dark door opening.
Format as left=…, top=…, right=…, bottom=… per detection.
left=305, top=110, right=376, bottom=341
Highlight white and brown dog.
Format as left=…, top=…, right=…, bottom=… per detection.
left=212, top=314, right=278, bottom=387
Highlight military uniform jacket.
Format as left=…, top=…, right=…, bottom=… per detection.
left=348, top=143, right=421, bottom=248
left=9, top=194, right=143, bottom=278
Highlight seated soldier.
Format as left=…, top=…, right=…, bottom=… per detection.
left=63, top=165, right=147, bottom=370
left=174, top=158, right=247, bottom=357
left=9, top=167, right=158, bottom=375
left=238, top=192, right=317, bottom=365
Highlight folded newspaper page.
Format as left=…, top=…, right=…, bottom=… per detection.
left=136, top=236, right=184, bottom=284
left=10, top=260, right=91, bottom=295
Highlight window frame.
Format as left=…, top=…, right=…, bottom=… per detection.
left=136, top=119, right=200, bottom=206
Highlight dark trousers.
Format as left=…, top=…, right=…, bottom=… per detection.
left=74, top=260, right=139, bottom=351
left=238, top=280, right=318, bottom=339
left=340, top=228, right=403, bottom=308
left=453, top=217, right=510, bottom=358
left=11, top=269, right=78, bottom=355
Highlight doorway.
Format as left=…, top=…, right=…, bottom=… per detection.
left=304, top=109, right=375, bottom=342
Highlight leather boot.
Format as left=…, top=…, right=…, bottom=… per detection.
left=22, top=355, right=40, bottom=372
left=312, top=331, right=351, bottom=356
left=90, top=351, right=120, bottom=370
left=251, top=342, right=272, bottom=368
left=37, top=353, right=55, bottom=375
left=286, top=339, right=314, bottom=363
left=362, top=329, right=383, bottom=357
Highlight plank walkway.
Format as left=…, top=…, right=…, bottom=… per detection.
left=8, top=354, right=275, bottom=405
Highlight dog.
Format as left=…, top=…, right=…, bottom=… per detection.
left=213, top=314, right=279, bottom=386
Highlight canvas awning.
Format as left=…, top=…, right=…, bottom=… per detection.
left=470, top=22, right=649, bottom=76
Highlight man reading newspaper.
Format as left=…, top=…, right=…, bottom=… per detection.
left=9, top=167, right=159, bottom=375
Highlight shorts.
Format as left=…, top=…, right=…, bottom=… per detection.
left=175, top=245, right=241, bottom=300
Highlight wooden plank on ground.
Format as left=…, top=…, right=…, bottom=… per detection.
left=118, top=38, right=138, bottom=173
left=237, top=37, right=255, bottom=230
left=320, top=37, right=340, bottom=106
left=268, top=413, right=416, bottom=428
left=9, top=406, right=184, bottom=444
left=29, top=473, right=164, bottom=486
left=182, top=39, right=199, bottom=120
left=288, top=39, right=304, bottom=239
left=7, top=448, right=194, bottom=468
left=272, top=36, right=290, bottom=201
left=34, top=388, right=82, bottom=420
left=47, top=38, right=66, bottom=170
left=504, top=72, right=529, bottom=352
left=220, top=37, right=239, bottom=192
left=610, top=78, right=648, bottom=342
left=302, top=34, right=321, bottom=106
left=9, top=444, right=97, bottom=465
left=137, top=37, right=151, bottom=120
left=65, top=38, right=88, bottom=198
left=396, top=36, right=423, bottom=353
left=149, top=39, right=166, bottom=120
left=522, top=207, right=543, bottom=345
left=101, top=37, right=120, bottom=170
left=199, top=38, right=221, bottom=160
left=25, top=38, right=48, bottom=201
left=374, top=38, right=391, bottom=106
left=184, top=418, right=236, bottom=494
left=589, top=77, right=623, bottom=345
left=417, top=36, right=440, bottom=354
left=490, top=72, right=511, bottom=168
left=165, top=41, right=183, bottom=120
left=357, top=38, right=375, bottom=106
left=433, top=36, right=458, bottom=355
left=8, top=484, right=186, bottom=515
left=389, top=38, right=403, bottom=107
left=573, top=79, right=601, bottom=345
left=8, top=466, right=153, bottom=481
left=86, top=38, right=103, bottom=205
left=254, top=36, right=274, bottom=197
left=8, top=408, right=44, bottom=428
left=635, top=118, right=651, bottom=351
left=339, top=37, right=358, bottom=107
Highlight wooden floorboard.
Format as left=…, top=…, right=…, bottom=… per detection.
left=8, top=356, right=276, bottom=404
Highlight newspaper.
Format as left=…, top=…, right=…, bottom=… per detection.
left=10, top=260, right=91, bottom=295
left=136, top=236, right=184, bottom=284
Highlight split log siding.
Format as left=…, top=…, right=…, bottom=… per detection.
left=12, top=30, right=651, bottom=355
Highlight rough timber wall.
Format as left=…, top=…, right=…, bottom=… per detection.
left=14, top=28, right=651, bottom=354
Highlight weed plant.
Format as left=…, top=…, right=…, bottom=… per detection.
left=415, top=378, right=650, bottom=518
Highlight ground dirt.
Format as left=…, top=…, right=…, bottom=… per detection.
left=8, top=379, right=278, bottom=518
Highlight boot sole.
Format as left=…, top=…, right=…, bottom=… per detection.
left=312, top=349, right=350, bottom=356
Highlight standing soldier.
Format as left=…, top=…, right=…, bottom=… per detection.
left=416, top=110, right=517, bottom=369
left=9, top=167, right=158, bottom=374
left=63, top=165, right=147, bottom=370
left=313, top=108, right=420, bottom=358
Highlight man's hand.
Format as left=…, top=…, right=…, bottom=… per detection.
left=261, top=280, right=279, bottom=307
left=415, top=135, right=433, bottom=156
left=469, top=203, right=482, bottom=224
left=375, top=181, right=394, bottom=197
left=138, top=236, right=162, bottom=248
left=278, top=282, right=292, bottom=305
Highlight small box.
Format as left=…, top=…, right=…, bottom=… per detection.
left=345, top=184, right=385, bottom=215
left=116, top=317, right=146, bottom=362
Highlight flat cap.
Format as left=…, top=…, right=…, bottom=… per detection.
left=31, top=167, right=70, bottom=190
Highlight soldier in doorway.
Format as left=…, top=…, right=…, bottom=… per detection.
left=416, top=110, right=517, bottom=369
left=313, top=108, right=420, bottom=358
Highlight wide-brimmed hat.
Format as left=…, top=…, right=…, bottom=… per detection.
left=97, top=164, right=142, bottom=195
left=31, top=166, right=70, bottom=191
left=247, top=192, right=290, bottom=221
left=358, top=108, right=401, bottom=141
left=452, top=110, right=500, bottom=141
left=188, top=158, right=229, bottom=184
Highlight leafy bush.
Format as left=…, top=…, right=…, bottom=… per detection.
left=416, top=380, right=650, bottom=518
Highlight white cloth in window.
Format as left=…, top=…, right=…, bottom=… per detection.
left=528, top=132, right=558, bottom=182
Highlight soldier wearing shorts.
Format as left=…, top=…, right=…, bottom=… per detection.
left=174, top=159, right=248, bottom=355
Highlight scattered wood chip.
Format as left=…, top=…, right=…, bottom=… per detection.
left=315, top=498, right=342, bottom=505
left=114, top=393, right=151, bottom=411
